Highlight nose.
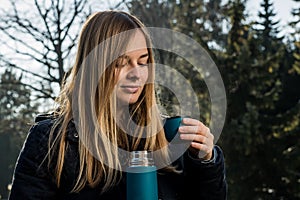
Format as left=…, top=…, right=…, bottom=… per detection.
left=127, top=64, right=141, bottom=81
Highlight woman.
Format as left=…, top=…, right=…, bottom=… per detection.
left=9, top=10, right=227, bottom=199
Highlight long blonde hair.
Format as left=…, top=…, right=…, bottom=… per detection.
left=48, top=10, right=170, bottom=193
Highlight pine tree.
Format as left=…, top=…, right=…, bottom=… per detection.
left=0, top=69, right=39, bottom=198
left=125, top=0, right=226, bottom=122
left=290, top=0, right=300, bottom=75
left=256, top=0, right=283, bottom=52
left=219, top=0, right=264, bottom=198
left=124, top=0, right=300, bottom=198
left=226, top=0, right=300, bottom=198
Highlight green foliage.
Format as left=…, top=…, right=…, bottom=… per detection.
left=290, top=2, right=300, bottom=75
left=220, top=0, right=300, bottom=198
left=125, top=0, right=300, bottom=199
left=1, top=0, right=299, bottom=199
left=0, top=69, right=38, bottom=198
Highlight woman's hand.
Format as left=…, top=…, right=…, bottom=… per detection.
left=178, top=117, right=214, bottom=160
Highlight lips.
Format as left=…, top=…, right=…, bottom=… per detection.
left=120, top=85, right=140, bottom=93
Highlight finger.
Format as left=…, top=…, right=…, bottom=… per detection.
left=190, top=142, right=212, bottom=155
left=178, top=125, right=199, bottom=134
left=181, top=118, right=202, bottom=126
left=205, top=128, right=214, bottom=141
left=179, top=125, right=208, bottom=136
left=180, top=133, right=206, bottom=143
left=181, top=117, right=212, bottom=134
left=179, top=133, right=196, bottom=141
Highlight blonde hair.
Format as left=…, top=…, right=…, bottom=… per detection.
left=48, top=10, right=170, bottom=193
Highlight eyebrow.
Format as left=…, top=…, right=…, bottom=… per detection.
left=139, top=53, right=149, bottom=59
left=122, top=53, right=149, bottom=60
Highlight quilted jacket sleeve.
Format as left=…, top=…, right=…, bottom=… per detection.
left=183, top=145, right=227, bottom=200
left=9, top=119, right=58, bottom=200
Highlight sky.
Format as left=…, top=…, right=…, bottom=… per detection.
left=1, top=0, right=297, bottom=26
left=246, top=0, right=298, bottom=28
left=0, top=0, right=298, bottom=110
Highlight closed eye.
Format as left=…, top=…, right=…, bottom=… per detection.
left=138, top=62, right=149, bottom=67
left=116, top=56, right=129, bottom=67
left=138, top=55, right=149, bottom=67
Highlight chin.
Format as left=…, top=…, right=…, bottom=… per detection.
left=127, top=97, right=139, bottom=105
left=117, top=96, right=139, bottom=106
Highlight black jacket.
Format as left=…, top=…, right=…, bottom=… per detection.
left=9, top=115, right=227, bottom=200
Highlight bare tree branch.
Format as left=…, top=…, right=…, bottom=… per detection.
left=0, top=0, right=92, bottom=102
left=4, top=62, right=53, bottom=83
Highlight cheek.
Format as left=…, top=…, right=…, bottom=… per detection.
left=115, top=68, right=125, bottom=83
left=141, top=68, right=149, bottom=82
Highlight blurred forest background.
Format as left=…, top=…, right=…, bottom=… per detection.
left=0, top=0, right=300, bottom=199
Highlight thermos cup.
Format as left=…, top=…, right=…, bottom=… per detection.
left=163, top=116, right=183, bottom=142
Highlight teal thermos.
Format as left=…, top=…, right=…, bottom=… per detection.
left=126, top=151, right=158, bottom=200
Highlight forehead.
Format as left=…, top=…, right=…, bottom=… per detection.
left=125, top=30, right=148, bottom=55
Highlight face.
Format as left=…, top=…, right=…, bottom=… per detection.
left=115, top=31, right=149, bottom=106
